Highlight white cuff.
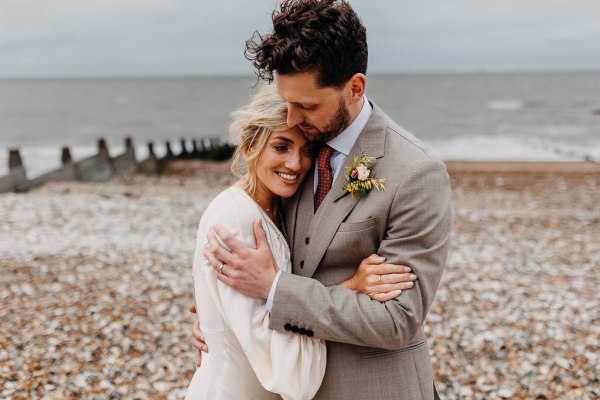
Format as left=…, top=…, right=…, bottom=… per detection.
left=265, top=270, right=283, bottom=312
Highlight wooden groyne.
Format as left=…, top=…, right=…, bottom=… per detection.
left=0, top=137, right=235, bottom=193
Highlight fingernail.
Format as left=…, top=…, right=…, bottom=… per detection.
left=396, top=290, right=402, bottom=296
left=407, top=282, right=414, bottom=287
left=404, top=267, right=411, bottom=272
left=410, top=274, right=417, bottom=280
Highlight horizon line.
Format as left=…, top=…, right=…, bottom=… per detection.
left=1, top=67, right=600, bottom=81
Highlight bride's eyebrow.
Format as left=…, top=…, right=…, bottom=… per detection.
left=270, top=136, right=294, bottom=143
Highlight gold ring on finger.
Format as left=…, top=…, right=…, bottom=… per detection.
left=218, top=263, right=224, bottom=274
left=378, top=275, right=382, bottom=285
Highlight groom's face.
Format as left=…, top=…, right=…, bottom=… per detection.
left=275, top=71, right=351, bottom=144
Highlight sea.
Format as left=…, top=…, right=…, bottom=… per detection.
left=1, top=73, right=599, bottom=177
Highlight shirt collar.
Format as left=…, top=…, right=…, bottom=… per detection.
left=327, top=95, right=372, bottom=156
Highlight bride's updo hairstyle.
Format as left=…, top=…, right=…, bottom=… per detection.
left=229, top=85, right=289, bottom=195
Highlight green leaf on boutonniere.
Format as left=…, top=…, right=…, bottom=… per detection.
left=333, top=188, right=349, bottom=202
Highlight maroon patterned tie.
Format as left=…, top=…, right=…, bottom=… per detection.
left=314, top=145, right=334, bottom=212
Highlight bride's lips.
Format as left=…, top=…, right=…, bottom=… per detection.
left=276, top=172, right=301, bottom=183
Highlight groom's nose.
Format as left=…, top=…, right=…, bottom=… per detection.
left=287, top=105, right=304, bottom=128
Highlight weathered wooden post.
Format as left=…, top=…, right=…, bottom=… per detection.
left=138, top=141, right=159, bottom=174
left=148, top=142, right=156, bottom=157
left=112, top=136, right=137, bottom=175
left=179, top=138, right=190, bottom=158
left=165, top=141, right=174, bottom=158
left=192, top=139, right=201, bottom=157
left=0, top=149, right=28, bottom=193
left=28, top=146, right=78, bottom=187
left=125, top=137, right=133, bottom=152
left=61, top=147, right=73, bottom=165
left=77, top=138, right=114, bottom=182
left=9, top=149, right=23, bottom=170
left=98, top=138, right=108, bottom=156
left=160, top=140, right=175, bottom=172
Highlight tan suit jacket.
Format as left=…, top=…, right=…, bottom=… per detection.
left=270, top=103, right=452, bottom=399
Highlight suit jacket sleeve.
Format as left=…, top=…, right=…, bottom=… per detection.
left=269, top=157, right=452, bottom=350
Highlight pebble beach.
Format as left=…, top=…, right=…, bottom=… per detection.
left=1, top=160, right=598, bottom=399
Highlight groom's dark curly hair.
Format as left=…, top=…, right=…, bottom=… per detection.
left=244, top=0, right=368, bottom=88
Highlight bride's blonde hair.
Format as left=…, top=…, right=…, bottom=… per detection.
left=229, top=85, right=289, bottom=195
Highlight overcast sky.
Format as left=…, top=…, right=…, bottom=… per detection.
left=1, top=0, right=600, bottom=78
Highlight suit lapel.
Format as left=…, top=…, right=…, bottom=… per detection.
left=300, top=105, right=387, bottom=278
left=289, top=167, right=315, bottom=275
left=282, top=177, right=303, bottom=246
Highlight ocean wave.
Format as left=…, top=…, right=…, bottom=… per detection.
left=2, top=138, right=599, bottom=178
left=487, top=99, right=524, bottom=111
left=430, top=136, right=600, bottom=162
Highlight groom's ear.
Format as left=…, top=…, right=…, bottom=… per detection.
left=347, top=73, right=366, bottom=102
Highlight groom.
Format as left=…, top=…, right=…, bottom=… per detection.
left=195, top=1, right=452, bottom=398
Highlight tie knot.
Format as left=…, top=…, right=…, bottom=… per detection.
left=317, top=145, right=334, bottom=170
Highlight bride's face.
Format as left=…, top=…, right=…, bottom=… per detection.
left=252, top=127, right=313, bottom=205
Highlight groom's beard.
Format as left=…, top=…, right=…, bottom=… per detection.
left=304, top=97, right=351, bottom=145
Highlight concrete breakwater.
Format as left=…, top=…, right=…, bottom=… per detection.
left=0, top=137, right=235, bottom=193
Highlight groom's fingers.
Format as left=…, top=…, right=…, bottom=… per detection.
left=206, top=230, right=234, bottom=265
left=253, top=219, right=269, bottom=250
left=195, top=349, right=202, bottom=368
left=213, top=224, right=247, bottom=254
left=192, top=320, right=208, bottom=354
left=203, top=248, right=222, bottom=270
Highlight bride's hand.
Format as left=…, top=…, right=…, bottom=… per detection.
left=341, top=254, right=417, bottom=302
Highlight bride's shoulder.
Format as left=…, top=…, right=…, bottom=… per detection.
left=203, top=186, right=261, bottom=224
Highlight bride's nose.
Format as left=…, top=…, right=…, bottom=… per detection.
left=284, top=152, right=302, bottom=171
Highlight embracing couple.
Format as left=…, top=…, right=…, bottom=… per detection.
left=185, top=1, right=452, bottom=399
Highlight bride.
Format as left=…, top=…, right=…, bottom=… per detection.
left=186, top=86, right=417, bottom=400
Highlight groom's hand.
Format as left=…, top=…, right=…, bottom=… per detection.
left=204, top=219, right=278, bottom=300
left=188, top=304, right=208, bottom=368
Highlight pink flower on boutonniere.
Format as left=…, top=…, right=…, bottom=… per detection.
left=356, top=164, right=370, bottom=181
left=334, top=155, right=386, bottom=201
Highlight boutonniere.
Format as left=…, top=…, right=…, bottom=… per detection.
left=334, top=155, right=386, bottom=201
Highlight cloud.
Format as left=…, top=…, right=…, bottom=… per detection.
left=0, top=0, right=599, bottom=77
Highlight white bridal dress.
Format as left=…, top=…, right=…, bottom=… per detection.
left=185, top=187, right=326, bottom=400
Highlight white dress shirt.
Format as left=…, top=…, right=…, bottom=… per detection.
left=266, top=96, right=373, bottom=311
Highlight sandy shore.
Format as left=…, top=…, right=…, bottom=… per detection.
left=1, top=160, right=598, bottom=399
